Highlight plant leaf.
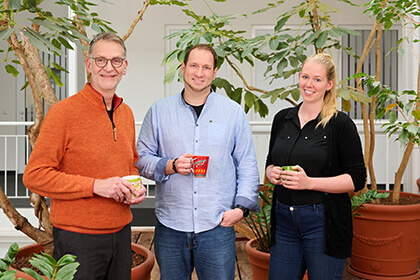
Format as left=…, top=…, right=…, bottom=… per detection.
left=5, top=65, right=19, bottom=77
left=0, top=29, right=14, bottom=42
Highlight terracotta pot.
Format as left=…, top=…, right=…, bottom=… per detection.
left=131, top=243, right=155, bottom=280
left=245, top=238, right=308, bottom=280
left=245, top=238, right=270, bottom=280
left=348, top=191, right=420, bottom=279
left=11, top=243, right=154, bottom=280
left=12, top=243, right=47, bottom=280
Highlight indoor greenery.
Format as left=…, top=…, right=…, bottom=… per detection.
left=243, top=182, right=274, bottom=253
left=0, top=243, right=79, bottom=280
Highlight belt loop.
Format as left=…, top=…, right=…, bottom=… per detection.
left=313, top=204, right=316, bottom=210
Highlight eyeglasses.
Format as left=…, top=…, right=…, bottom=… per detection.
left=90, top=57, right=125, bottom=68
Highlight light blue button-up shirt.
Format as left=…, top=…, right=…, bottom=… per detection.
left=136, top=91, right=260, bottom=233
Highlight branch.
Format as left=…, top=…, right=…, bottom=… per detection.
left=310, top=0, right=322, bottom=54
left=7, top=32, right=44, bottom=146
left=354, top=21, right=378, bottom=191
left=20, top=31, right=58, bottom=109
left=224, top=55, right=297, bottom=106
left=0, top=185, right=53, bottom=246
left=30, top=193, right=53, bottom=235
left=122, top=0, right=151, bottom=42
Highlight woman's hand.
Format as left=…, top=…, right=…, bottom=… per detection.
left=281, top=165, right=311, bottom=190
left=266, top=165, right=283, bottom=185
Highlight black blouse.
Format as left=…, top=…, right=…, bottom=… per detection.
left=266, top=104, right=367, bottom=258
left=270, top=108, right=327, bottom=205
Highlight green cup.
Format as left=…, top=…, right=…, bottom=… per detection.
left=282, top=166, right=297, bottom=172
left=123, top=175, right=142, bottom=198
left=281, top=166, right=297, bottom=180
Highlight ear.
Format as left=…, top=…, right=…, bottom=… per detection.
left=122, top=59, right=128, bottom=75
left=326, top=79, right=334, bottom=91
left=181, top=62, right=186, bottom=76
left=212, top=67, right=218, bottom=81
left=85, top=57, right=92, bottom=74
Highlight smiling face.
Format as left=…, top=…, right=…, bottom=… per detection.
left=181, top=48, right=217, bottom=96
left=298, top=60, right=334, bottom=106
left=86, top=39, right=127, bottom=98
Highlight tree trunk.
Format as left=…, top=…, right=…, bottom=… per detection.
left=393, top=57, right=420, bottom=204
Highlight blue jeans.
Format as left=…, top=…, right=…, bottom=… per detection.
left=154, top=220, right=236, bottom=280
left=269, top=203, right=346, bottom=280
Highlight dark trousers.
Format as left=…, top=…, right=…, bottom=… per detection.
left=53, top=224, right=132, bottom=280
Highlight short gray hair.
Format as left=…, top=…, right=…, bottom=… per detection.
left=88, top=32, right=126, bottom=58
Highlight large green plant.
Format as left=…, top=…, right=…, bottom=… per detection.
left=160, top=0, right=367, bottom=118
left=348, top=0, right=420, bottom=204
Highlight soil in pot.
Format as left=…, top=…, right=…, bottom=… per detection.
left=11, top=248, right=146, bottom=275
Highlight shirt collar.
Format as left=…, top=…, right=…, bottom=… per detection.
left=179, top=88, right=214, bottom=107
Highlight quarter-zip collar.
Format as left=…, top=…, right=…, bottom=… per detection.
left=81, top=83, right=123, bottom=141
left=84, top=83, right=123, bottom=110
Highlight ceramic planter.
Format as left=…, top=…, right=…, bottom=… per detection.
left=348, top=191, right=420, bottom=279
left=11, top=243, right=154, bottom=280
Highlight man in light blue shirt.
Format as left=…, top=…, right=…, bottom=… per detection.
left=136, top=44, right=259, bottom=280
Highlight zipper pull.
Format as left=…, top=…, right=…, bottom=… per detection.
left=113, top=127, right=117, bottom=141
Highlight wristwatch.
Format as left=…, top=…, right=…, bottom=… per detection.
left=235, top=205, right=249, bottom=218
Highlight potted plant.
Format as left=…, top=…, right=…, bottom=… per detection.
left=347, top=73, right=420, bottom=279
left=1, top=242, right=79, bottom=280
left=343, top=1, right=420, bottom=279
left=8, top=243, right=154, bottom=280
left=243, top=181, right=274, bottom=280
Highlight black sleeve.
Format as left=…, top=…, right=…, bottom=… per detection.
left=336, top=113, right=367, bottom=192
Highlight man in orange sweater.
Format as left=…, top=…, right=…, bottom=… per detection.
left=23, top=32, right=146, bottom=280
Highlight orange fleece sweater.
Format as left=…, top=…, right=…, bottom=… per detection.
left=23, top=83, right=139, bottom=234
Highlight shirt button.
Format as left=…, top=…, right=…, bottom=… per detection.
left=194, top=208, right=197, bottom=210
left=305, top=136, right=308, bottom=139
left=290, top=207, right=294, bottom=211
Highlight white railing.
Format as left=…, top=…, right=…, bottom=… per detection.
left=0, top=122, right=158, bottom=199
left=1, top=119, right=416, bottom=199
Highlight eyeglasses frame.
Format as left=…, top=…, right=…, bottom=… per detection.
left=90, top=57, right=126, bottom=69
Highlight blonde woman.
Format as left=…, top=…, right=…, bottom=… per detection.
left=265, top=53, right=366, bottom=279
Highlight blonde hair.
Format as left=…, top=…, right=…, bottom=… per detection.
left=302, top=53, right=338, bottom=128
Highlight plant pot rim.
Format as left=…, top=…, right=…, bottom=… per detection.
left=245, top=237, right=270, bottom=256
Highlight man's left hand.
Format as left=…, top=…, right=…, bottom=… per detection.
left=220, top=208, right=244, bottom=227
